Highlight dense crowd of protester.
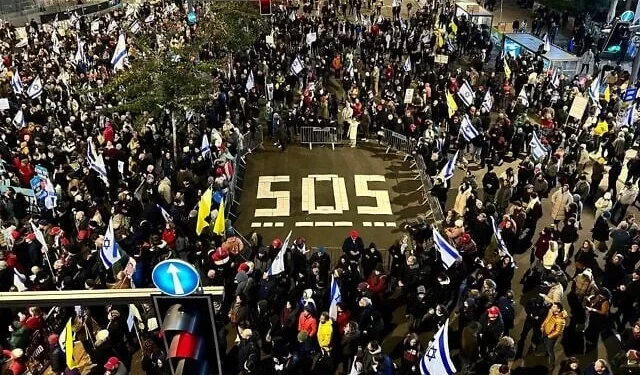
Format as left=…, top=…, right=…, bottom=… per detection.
left=0, top=0, right=638, bottom=375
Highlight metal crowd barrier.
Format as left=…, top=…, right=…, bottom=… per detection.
left=378, top=127, right=415, bottom=161
left=227, top=127, right=264, bottom=219
left=411, top=154, right=445, bottom=223
left=300, top=126, right=342, bottom=150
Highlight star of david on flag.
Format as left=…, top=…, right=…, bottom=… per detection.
left=419, top=319, right=456, bottom=375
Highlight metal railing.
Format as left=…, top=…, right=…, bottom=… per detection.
left=378, top=127, right=415, bottom=160
left=300, top=126, right=343, bottom=149
left=227, top=127, right=264, bottom=220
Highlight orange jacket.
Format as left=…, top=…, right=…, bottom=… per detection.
left=298, top=313, right=318, bottom=337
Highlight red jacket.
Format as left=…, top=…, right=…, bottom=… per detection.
left=103, top=123, right=115, bottom=143
left=367, top=273, right=387, bottom=297
left=2, top=350, right=26, bottom=375
left=16, top=162, right=34, bottom=187
left=162, top=228, right=177, bottom=249
left=335, top=310, right=351, bottom=334
left=297, top=313, right=318, bottom=337
left=23, top=315, right=44, bottom=330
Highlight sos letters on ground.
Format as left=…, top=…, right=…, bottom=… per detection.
left=255, top=174, right=393, bottom=217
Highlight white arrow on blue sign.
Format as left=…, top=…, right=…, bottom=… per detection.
left=152, top=259, right=201, bottom=297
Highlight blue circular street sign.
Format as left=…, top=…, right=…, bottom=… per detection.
left=621, top=10, right=635, bottom=22
left=152, top=259, right=201, bottom=297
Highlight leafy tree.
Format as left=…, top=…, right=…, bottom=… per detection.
left=101, top=2, right=265, bottom=121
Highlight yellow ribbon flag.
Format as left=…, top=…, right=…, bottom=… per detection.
left=213, top=198, right=226, bottom=235
left=449, top=19, right=458, bottom=34
left=446, top=91, right=458, bottom=118
left=196, top=188, right=212, bottom=235
left=60, top=318, right=76, bottom=369
left=436, top=31, right=444, bottom=48
left=603, top=84, right=610, bottom=102
left=504, top=56, right=511, bottom=80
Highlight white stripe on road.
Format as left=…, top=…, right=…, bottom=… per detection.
left=262, top=222, right=273, bottom=227
left=274, top=222, right=285, bottom=227
left=315, top=221, right=334, bottom=227
left=362, top=221, right=372, bottom=227
left=385, top=222, right=397, bottom=227
left=251, top=222, right=262, bottom=228
left=373, top=222, right=386, bottom=227
left=295, top=222, right=314, bottom=227
left=334, top=221, right=353, bottom=226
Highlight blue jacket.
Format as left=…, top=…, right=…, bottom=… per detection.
left=376, top=354, right=395, bottom=375
left=584, top=363, right=611, bottom=375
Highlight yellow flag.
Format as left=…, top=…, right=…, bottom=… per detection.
left=61, top=318, right=76, bottom=369
left=603, top=85, right=610, bottom=102
left=213, top=198, right=226, bottom=235
left=437, top=33, right=444, bottom=48
left=449, top=19, right=458, bottom=34
left=446, top=91, right=458, bottom=118
left=196, top=188, right=212, bottom=235
left=504, top=56, right=511, bottom=80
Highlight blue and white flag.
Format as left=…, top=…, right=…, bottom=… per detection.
left=460, top=115, right=479, bottom=141
left=100, top=220, right=122, bottom=269
left=267, top=230, right=292, bottom=276
left=27, top=76, right=43, bottom=99
left=74, top=37, right=87, bottom=66
left=70, top=12, right=80, bottom=29
left=157, top=204, right=172, bottom=222
left=432, top=229, right=460, bottom=269
left=51, top=31, right=61, bottom=55
left=439, top=150, right=459, bottom=181
left=623, top=105, right=635, bottom=127
left=130, top=20, right=141, bottom=34
left=419, top=319, right=456, bottom=375
left=588, top=77, right=601, bottom=103
left=201, top=134, right=211, bottom=158
left=550, top=68, right=560, bottom=88
left=328, top=275, right=342, bottom=320
left=290, top=56, right=304, bottom=75
left=529, top=131, right=547, bottom=160
left=13, top=269, right=27, bottom=291
left=347, top=59, right=355, bottom=78
left=144, top=14, right=155, bottom=24
left=246, top=71, right=255, bottom=91
left=457, top=81, right=475, bottom=107
left=490, top=217, right=514, bottom=262
left=481, top=90, right=493, bottom=112
left=12, top=110, right=25, bottom=128
left=624, top=87, right=638, bottom=102
left=518, top=86, right=529, bottom=107
left=111, top=34, right=128, bottom=72
left=543, top=33, right=551, bottom=52
left=403, top=56, right=411, bottom=72
left=11, top=70, right=23, bottom=95
left=86, top=137, right=109, bottom=186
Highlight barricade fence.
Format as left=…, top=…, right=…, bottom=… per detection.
left=227, top=127, right=264, bottom=219
left=378, top=127, right=415, bottom=160
left=300, top=126, right=343, bottom=149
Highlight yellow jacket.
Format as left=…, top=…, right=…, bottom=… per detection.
left=593, top=120, right=609, bottom=136
left=317, top=320, right=333, bottom=349
left=541, top=310, right=567, bottom=339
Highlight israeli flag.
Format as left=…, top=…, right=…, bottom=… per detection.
left=130, top=20, right=141, bottom=34
left=11, top=70, right=23, bottom=95
left=481, top=90, right=493, bottom=112
left=490, top=217, right=514, bottom=262
left=550, top=68, right=560, bottom=88
left=86, top=137, right=109, bottom=186
left=347, top=60, right=355, bottom=78
left=328, top=275, right=342, bottom=320
left=432, top=229, right=460, bottom=269
left=100, top=221, right=122, bottom=269
left=13, top=269, right=27, bottom=291
left=144, top=14, right=155, bottom=23
left=74, top=37, right=87, bottom=66
left=27, top=76, right=43, bottom=99
left=543, top=33, right=551, bottom=52
left=439, top=150, right=459, bottom=181
left=588, top=77, right=601, bottom=103
left=12, top=110, right=25, bottom=128
left=419, top=319, right=456, bottom=375
left=201, top=133, right=211, bottom=158
left=403, top=56, right=411, bottom=72
left=107, top=20, right=118, bottom=34
left=518, top=86, right=529, bottom=107
left=529, top=131, right=547, bottom=160
left=624, top=87, right=638, bottom=102
left=267, top=230, right=292, bottom=276
left=70, top=12, right=80, bottom=29
left=290, top=56, right=304, bottom=75
left=246, top=71, right=255, bottom=91
left=111, top=34, right=128, bottom=71
left=457, top=81, right=475, bottom=107
left=51, top=32, right=61, bottom=55
left=460, top=115, right=479, bottom=141
left=623, top=105, right=635, bottom=127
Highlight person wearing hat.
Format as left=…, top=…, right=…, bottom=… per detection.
left=104, top=357, right=127, bottom=375
left=1, top=348, right=26, bottom=375
left=595, top=192, right=613, bottom=220
left=342, top=230, right=365, bottom=264
left=48, top=334, right=65, bottom=375
left=478, top=306, right=505, bottom=356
